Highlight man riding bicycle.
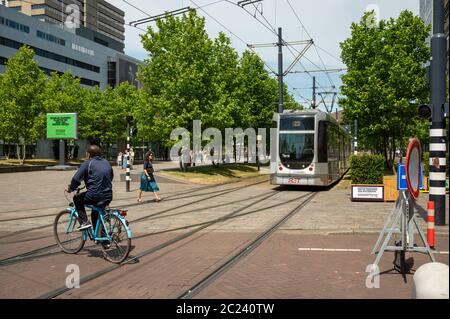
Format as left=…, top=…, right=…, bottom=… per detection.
left=67, top=144, right=114, bottom=230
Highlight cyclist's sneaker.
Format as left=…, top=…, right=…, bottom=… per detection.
left=77, top=222, right=92, bottom=231
left=102, top=241, right=111, bottom=249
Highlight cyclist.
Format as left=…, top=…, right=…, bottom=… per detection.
left=67, top=144, right=114, bottom=230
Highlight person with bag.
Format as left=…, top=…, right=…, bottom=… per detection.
left=137, top=151, right=161, bottom=203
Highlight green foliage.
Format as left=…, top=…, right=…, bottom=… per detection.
left=1, top=11, right=302, bottom=161
left=137, top=10, right=300, bottom=147
left=423, top=151, right=429, bottom=177
left=0, top=46, right=47, bottom=163
left=350, top=154, right=385, bottom=184
left=79, top=82, right=138, bottom=141
left=339, top=10, right=431, bottom=166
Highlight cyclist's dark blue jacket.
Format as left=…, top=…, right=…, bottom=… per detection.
left=68, top=156, right=114, bottom=201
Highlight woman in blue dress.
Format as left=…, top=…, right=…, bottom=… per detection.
left=137, top=151, right=161, bottom=203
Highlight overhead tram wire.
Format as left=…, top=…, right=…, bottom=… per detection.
left=315, top=44, right=344, bottom=65
left=285, top=0, right=334, bottom=87
left=285, top=0, right=338, bottom=88
left=188, top=0, right=278, bottom=75
left=120, top=0, right=153, bottom=17
left=222, top=0, right=330, bottom=94
left=226, top=0, right=330, bottom=93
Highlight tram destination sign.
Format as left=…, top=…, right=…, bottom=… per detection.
left=47, top=113, right=78, bottom=139
left=351, top=185, right=384, bottom=202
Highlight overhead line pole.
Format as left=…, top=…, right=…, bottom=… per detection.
left=248, top=28, right=312, bottom=114
left=278, top=27, right=284, bottom=113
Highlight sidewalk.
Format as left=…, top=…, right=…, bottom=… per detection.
left=282, top=186, right=449, bottom=236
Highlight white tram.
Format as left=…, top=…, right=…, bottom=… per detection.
left=271, top=109, right=351, bottom=186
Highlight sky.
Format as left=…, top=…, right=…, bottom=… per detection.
left=108, top=0, right=419, bottom=111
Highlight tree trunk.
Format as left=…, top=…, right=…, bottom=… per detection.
left=16, top=143, right=21, bottom=162
left=383, top=135, right=390, bottom=169
left=392, top=136, right=396, bottom=164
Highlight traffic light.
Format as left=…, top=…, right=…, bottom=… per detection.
left=418, top=104, right=432, bottom=119
left=130, top=127, right=138, bottom=137
left=418, top=103, right=449, bottom=119
left=126, top=115, right=134, bottom=123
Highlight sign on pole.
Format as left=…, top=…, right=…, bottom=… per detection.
left=405, top=138, right=421, bottom=200
left=47, top=113, right=78, bottom=139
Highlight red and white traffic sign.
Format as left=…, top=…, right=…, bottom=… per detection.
left=405, top=138, right=422, bottom=199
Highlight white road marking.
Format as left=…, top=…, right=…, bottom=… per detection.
left=298, top=248, right=361, bottom=252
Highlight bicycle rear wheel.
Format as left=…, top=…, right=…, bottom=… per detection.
left=99, top=214, right=131, bottom=263
left=54, top=210, right=85, bottom=254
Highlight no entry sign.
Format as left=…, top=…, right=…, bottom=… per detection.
left=405, top=138, right=422, bottom=199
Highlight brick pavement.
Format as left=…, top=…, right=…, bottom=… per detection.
left=0, top=168, right=448, bottom=299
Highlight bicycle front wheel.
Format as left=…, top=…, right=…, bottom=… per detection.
left=54, top=210, right=85, bottom=254
left=99, top=214, right=131, bottom=263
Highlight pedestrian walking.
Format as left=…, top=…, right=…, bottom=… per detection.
left=122, top=151, right=129, bottom=170
left=117, top=151, right=123, bottom=167
left=130, top=147, right=135, bottom=168
left=137, top=151, right=161, bottom=203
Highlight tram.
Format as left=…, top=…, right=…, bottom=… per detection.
left=271, top=109, right=351, bottom=186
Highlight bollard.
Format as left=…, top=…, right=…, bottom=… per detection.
left=413, top=262, right=449, bottom=299
left=427, top=201, right=435, bottom=249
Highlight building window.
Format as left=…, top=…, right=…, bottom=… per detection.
left=94, top=37, right=109, bottom=47
left=0, top=36, right=100, bottom=73
left=0, top=16, right=30, bottom=33
left=108, top=61, right=117, bottom=87
left=39, top=66, right=100, bottom=87
left=0, top=56, right=7, bottom=65
left=9, top=6, right=21, bottom=12
left=32, top=14, right=47, bottom=21
left=37, top=30, right=66, bottom=46
left=31, top=4, right=46, bottom=10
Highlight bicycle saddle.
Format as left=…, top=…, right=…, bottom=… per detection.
left=94, top=200, right=111, bottom=207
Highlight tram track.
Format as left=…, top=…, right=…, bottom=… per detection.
left=0, top=174, right=266, bottom=215
left=0, top=176, right=268, bottom=237
left=178, top=192, right=318, bottom=299
left=0, top=178, right=269, bottom=266
left=0, top=185, right=269, bottom=246
left=36, top=189, right=283, bottom=299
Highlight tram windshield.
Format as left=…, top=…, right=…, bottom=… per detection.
left=279, top=133, right=314, bottom=169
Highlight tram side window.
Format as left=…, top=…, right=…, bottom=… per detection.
left=318, top=121, right=328, bottom=162
left=327, top=123, right=339, bottom=161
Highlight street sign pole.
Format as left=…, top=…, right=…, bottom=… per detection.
left=429, top=0, right=447, bottom=226
left=46, top=113, right=77, bottom=171
left=126, top=121, right=131, bottom=192
left=59, top=139, right=65, bottom=166
left=370, top=139, right=436, bottom=279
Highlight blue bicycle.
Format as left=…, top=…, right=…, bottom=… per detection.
left=53, top=187, right=132, bottom=263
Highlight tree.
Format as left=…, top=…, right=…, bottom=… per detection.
left=0, top=46, right=47, bottom=164
left=339, top=10, right=430, bottom=167
left=79, top=82, right=137, bottom=146
left=137, top=10, right=301, bottom=153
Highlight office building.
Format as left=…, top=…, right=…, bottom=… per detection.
left=1, top=4, right=141, bottom=89
left=6, top=0, right=125, bottom=50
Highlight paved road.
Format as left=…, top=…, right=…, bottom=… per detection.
left=0, top=168, right=448, bottom=299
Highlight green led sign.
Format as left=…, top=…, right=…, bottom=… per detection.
left=47, top=113, right=78, bottom=139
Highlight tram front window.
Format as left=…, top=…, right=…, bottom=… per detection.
left=279, top=133, right=314, bottom=169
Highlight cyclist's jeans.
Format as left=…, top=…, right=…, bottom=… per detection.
left=73, top=192, right=99, bottom=226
